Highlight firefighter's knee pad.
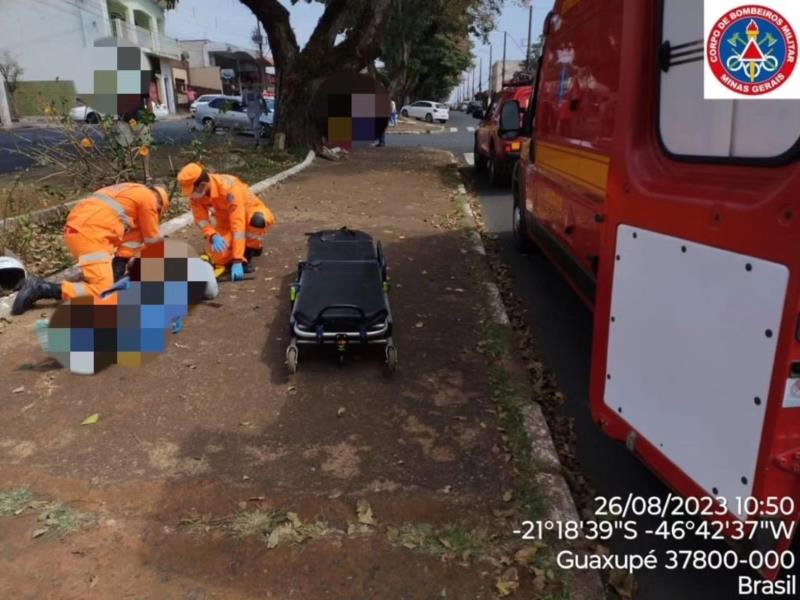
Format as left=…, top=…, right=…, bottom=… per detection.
left=249, top=213, right=266, bottom=228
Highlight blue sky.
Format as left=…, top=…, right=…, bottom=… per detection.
left=165, top=0, right=554, bottom=90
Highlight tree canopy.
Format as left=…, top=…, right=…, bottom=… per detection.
left=166, top=0, right=527, bottom=145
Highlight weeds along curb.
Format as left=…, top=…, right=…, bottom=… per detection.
left=0, top=150, right=316, bottom=319
left=447, top=155, right=605, bottom=599
left=454, top=186, right=578, bottom=523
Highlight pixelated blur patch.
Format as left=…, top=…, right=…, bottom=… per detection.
left=94, top=70, right=118, bottom=94
left=313, top=72, right=390, bottom=148
left=85, top=38, right=151, bottom=120
left=38, top=241, right=214, bottom=375
left=328, top=117, right=352, bottom=142
left=117, top=46, right=142, bottom=70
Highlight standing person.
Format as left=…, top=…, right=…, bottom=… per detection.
left=12, top=183, right=170, bottom=315
left=177, top=163, right=275, bottom=281
left=245, top=90, right=264, bottom=147
left=390, top=99, right=397, bottom=127
left=186, top=87, right=197, bottom=104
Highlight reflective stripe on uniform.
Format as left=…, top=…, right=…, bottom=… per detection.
left=103, top=183, right=136, bottom=195
left=94, top=193, right=132, bottom=229
left=232, top=232, right=246, bottom=240
left=78, top=251, right=112, bottom=265
left=246, top=232, right=262, bottom=240
left=72, top=282, right=88, bottom=297
left=121, top=241, right=143, bottom=249
left=221, top=175, right=235, bottom=188
left=197, top=219, right=210, bottom=229
left=144, top=236, right=162, bottom=244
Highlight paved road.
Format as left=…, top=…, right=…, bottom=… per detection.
left=0, top=119, right=196, bottom=174
left=393, top=110, right=798, bottom=599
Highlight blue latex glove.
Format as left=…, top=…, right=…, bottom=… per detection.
left=210, top=234, right=228, bottom=253
left=100, top=277, right=130, bottom=299
left=230, top=262, right=244, bottom=282
left=171, top=315, right=184, bottom=334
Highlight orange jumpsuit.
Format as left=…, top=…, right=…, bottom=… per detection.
left=190, top=173, right=275, bottom=266
left=62, top=183, right=163, bottom=299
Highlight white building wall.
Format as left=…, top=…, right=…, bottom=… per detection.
left=0, top=0, right=111, bottom=94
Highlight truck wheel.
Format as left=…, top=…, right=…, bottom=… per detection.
left=473, top=137, right=487, bottom=172
left=86, top=112, right=99, bottom=124
left=488, top=149, right=505, bottom=187
left=512, top=165, right=534, bottom=252
left=401, top=109, right=409, bottom=117
left=512, top=198, right=533, bottom=252
left=202, top=117, right=216, bottom=132
left=425, top=113, right=433, bottom=123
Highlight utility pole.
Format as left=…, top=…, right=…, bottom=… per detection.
left=501, top=31, right=507, bottom=88
left=527, top=4, right=533, bottom=67
left=488, top=44, right=493, bottom=95
left=478, top=57, right=482, bottom=93
left=472, top=66, right=476, bottom=96
left=0, top=80, right=12, bottom=129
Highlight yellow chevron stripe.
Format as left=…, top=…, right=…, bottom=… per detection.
left=536, top=141, right=610, bottom=196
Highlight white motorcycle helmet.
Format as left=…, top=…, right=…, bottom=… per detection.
left=0, top=256, right=27, bottom=292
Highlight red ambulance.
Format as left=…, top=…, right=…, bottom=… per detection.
left=510, top=0, right=800, bottom=569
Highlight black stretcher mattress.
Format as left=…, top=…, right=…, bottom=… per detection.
left=293, top=261, right=387, bottom=330
left=306, top=229, right=377, bottom=262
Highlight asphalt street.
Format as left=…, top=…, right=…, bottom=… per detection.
left=0, top=118, right=196, bottom=174
left=392, top=110, right=798, bottom=600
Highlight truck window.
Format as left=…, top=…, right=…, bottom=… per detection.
left=659, top=0, right=800, bottom=161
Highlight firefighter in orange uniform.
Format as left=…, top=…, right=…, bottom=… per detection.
left=11, top=183, right=169, bottom=315
left=176, top=163, right=274, bottom=281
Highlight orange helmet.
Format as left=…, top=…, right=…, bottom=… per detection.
left=177, top=162, right=205, bottom=197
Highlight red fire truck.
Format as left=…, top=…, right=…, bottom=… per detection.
left=473, top=79, right=533, bottom=186
left=510, top=0, right=800, bottom=572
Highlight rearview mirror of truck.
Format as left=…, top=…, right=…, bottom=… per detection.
left=499, top=100, right=521, bottom=137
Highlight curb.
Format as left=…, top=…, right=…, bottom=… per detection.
left=0, top=150, right=316, bottom=319
left=448, top=152, right=605, bottom=598
left=388, top=126, right=446, bottom=136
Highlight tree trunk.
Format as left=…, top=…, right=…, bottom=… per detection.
left=276, top=68, right=320, bottom=151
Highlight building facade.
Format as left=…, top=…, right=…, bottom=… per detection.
left=0, top=0, right=184, bottom=116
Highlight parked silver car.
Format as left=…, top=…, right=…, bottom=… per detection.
left=193, top=97, right=273, bottom=137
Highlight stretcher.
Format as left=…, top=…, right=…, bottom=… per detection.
left=286, top=227, right=396, bottom=373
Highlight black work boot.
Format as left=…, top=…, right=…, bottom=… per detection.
left=11, top=277, right=62, bottom=315
left=112, top=257, right=129, bottom=282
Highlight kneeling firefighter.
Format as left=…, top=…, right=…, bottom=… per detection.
left=11, top=183, right=169, bottom=315
left=177, top=163, right=275, bottom=281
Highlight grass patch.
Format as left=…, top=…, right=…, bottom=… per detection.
left=478, top=320, right=507, bottom=359
left=226, top=508, right=336, bottom=548
left=489, top=363, right=546, bottom=521
left=386, top=522, right=491, bottom=561
left=36, top=503, right=93, bottom=538
left=0, top=488, right=33, bottom=516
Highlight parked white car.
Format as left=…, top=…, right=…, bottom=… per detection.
left=400, top=101, right=449, bottom=123
left=69, top=99, right=169, bottom=123
left=194, top=96, right=273, bottom=137
left=189, top=94, right=230, bottom=115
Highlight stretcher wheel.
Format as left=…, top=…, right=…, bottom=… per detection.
left=286, top=344, right=298, bottom=374
left=385, top=343, right=398, bottom=373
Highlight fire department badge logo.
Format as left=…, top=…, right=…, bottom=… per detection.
left=706, top=5, right=797, bottom=96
